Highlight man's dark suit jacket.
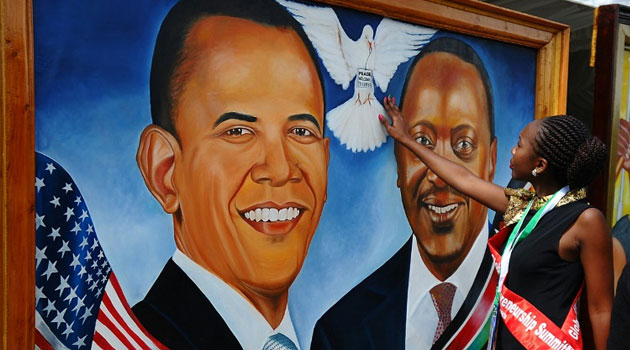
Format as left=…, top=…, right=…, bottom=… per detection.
left=132, top=259, right=243, bottom=350
left=311, top=236, right=494, bottom=350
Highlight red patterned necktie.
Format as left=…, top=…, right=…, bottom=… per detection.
left=430, top=282, right=457, bottom=344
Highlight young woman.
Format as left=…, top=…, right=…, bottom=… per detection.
left=379, top=97, right=612, bottom=349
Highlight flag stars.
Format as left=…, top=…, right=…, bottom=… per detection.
left=45, top=162, right=56, bottom=174
left=51, top=307, right=67, bottom=329
left=77, top=265, right=87, bottom=278
left=49, top=196, right=60, bottom=208
left=79, top=236, right=88, bottom=250
left=97, top=250, right=104, bottom=260
left=86, top=224, right=94, bottom=234
left=91, top=260, right=99, bottom=270
left=35, top=213, right=46, bottom=230
left=73, top=335, right=87, bottom=348
left=48, top=227, right=61, bottom=241
left=72, top=295, right=85, bottom=315
left=90, top=239, right=99, bottom=251
left=70, top=253, right=81, bottom=270
left=35, top=246, right=47, bottom=268
left=80, top=305, right=92, bottom=324
left=35, top=286, right=46, bottom=306
left=57, top=240, right=70, bottom=258
left=55, top=275, right=70, bottom=297
left=42, top=299, right=57, bottom=317
left=74, top=196, right=82, bottom=205
left=84, top=251, right=92, bottom=262
left=61, top=321, right=74, bottom=340
left=62, top=183, right=73, bottom=194
left=35, top=177, right=45, bottom=192
left=63, top=286, right=78, bottom=304
left=79, top=209, right=89, bottom=222
left=88, top=280, right=98, bottom=292
left=63, top=207, right=74, bottom=222
left=70, top=221, right=81, bottom=235
left=41, top=260, right=58, bottom=281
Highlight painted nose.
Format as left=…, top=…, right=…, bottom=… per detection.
left=251, top=139, right=302, bottom=187
left=426, top=167, right=447, bottom=188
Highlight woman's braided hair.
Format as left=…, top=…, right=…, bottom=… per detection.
left=533, top=115, right=607, bottom=189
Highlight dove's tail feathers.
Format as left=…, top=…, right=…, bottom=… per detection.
left=327, top=94, right=388, bottom=153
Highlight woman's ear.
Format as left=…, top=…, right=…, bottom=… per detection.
left=136, top=125, right=180, bottom=214
left=536, top=157, right=549, bottom=175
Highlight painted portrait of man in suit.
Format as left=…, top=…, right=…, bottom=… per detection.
left=132, top=1, right=329, bottom=348
left=32, top=0, right=537, bottom=346
left=312, top=37, right=498, bottom=349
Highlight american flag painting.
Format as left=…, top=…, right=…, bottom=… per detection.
left=34, top=152, right=166, bottom=350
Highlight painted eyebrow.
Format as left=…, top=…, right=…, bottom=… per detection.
left=288, top=114, right=321, bottom=132
left=413, top=121, right=437, bottom=135
left=213, top=112, right=257, bottom=128
left=451, top=124, right=477, bottom=136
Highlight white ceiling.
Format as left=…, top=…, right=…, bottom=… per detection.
left=565, top=0, right=630, bottom=7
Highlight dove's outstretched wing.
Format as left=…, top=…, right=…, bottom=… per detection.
left=373, top=18, right=436, bottom=92
left=276, top=0, right=358, bottom=90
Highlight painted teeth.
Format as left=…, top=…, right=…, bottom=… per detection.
left=427, top=204, right=458, bottom=214
left=244, top=207, right=301, bottom=222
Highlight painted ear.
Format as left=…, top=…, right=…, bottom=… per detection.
left=136, top=125, right=180, bottom=214
left=489, top=137, right=498, bottom=182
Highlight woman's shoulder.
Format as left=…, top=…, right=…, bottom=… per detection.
left=569, top=206, right=609, bottom=243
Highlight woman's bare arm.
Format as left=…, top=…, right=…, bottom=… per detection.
left=571, top=208, right=613, bottom=349
left=380, top=97, right=509, bottom=213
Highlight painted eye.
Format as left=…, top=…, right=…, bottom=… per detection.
left=225, top=127, right=252, bottom=136
left=454, top=138, right=475, bottom=156
left=415, top=135, right=433, bottom=146
left=291, top=127, right=313, bottom=137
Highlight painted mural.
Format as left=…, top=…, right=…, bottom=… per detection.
left=611, top=49, right=630, bottom=264
left=33, top=0, right=536, bottom=348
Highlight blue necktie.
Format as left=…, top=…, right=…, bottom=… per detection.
left=262, top=333, right=298, bottom=350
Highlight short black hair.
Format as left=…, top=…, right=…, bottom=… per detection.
left=400, top=37, right=495, bottom=140
left=149, top=0, right=324, bottom=138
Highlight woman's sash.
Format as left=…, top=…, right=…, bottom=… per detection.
left=488, top=227, right=583, bottom=350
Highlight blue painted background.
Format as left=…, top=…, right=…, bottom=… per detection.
left=34, top=0, right=536, bottom=347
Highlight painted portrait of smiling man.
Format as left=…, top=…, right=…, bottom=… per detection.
left=131, top=1, right=328, bottom=348
left=312, top=37, right=501, bottom=350
left=396, top=38, right=497, bottom=274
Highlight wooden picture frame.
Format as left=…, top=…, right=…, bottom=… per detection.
left=592, top=4, right=630, bottom=223
left=1, top=0, right=568, bottom=347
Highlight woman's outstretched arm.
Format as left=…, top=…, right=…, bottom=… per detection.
left=380, top=96, right=509, bottom=213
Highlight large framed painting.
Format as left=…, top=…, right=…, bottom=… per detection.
left=592, top=4, right=630, bottom=274
left=2, top=0, right=569, bottom=348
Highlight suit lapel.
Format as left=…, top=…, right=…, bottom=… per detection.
left=133, top=260, right=242, bottom=349
left=361, top=237, right=413, bottom=349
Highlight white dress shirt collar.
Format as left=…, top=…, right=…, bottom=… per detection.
left=173, top=249, right=300, bottom=350
left=406, top=223, right=489, bottom=348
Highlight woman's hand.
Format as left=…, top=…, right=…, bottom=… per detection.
left=379, top=96, right=412, bottom=144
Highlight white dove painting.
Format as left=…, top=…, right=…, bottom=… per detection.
left=277, top=0, right=436, bottom=152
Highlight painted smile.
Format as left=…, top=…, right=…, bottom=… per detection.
left=420, top=200, right=464, bottom=230
left=239, top=202, right=304, bottom=236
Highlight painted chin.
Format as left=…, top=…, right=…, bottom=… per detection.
left=238, top=203, right=304, bottom=236
left=420, top=202, right=463, bottom=234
